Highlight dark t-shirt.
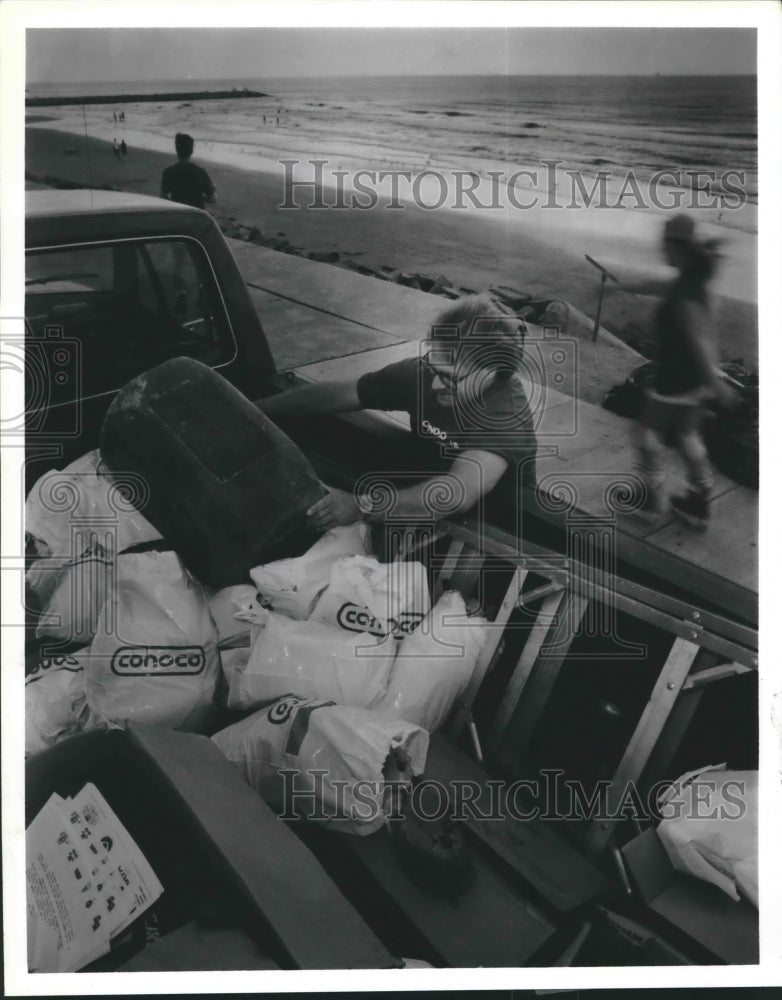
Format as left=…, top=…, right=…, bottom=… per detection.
left=654, top=275, right=711, bottom=396
left=357, top=357, right=538, bottom=490
left=160, top=160, right=215, bottom=209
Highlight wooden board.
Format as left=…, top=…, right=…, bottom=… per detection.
left=116, top=922, right=281, bottom=971
left=126, top=726, right=397, bottom=970
left=425, top=735, right=614, bottom=915
left=343, top=827, right=556, bottom=967
left=622, top=828, right=758, bottom=964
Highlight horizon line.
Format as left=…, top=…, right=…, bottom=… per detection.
left=27, top=70, right=758, bottom=86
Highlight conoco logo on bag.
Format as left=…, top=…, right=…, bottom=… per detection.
left=110, top=646, right=205, bottom=676
left=26, top=654, right=82, bottom=684
left=336, top=603, right=424, bottom=637
left=267, top=694, right=307, bottom=725
left=265, top=695, right=336, bottom=755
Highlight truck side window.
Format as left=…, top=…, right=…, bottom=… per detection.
left=25, top=239, right=233, bottom=407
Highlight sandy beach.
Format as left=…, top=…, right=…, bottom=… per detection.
left=25, top=93, right=759, bottom=367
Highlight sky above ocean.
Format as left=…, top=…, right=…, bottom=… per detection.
left=25, top=26, right=757, bottom=84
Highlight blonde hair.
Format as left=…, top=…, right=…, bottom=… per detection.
left=429, top=293, right=526, bottom=377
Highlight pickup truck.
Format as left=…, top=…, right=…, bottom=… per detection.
left=24, top=190, right=275, bottom=484
left=21, top=188, right=759, bottom=969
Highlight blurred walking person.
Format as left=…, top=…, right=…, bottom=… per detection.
left=607, top=214, right=736, bottom=530
left=120, top=139, right=127, bottom=160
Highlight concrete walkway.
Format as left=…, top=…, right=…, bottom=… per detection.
left=229, top=239, right=758, bottom=619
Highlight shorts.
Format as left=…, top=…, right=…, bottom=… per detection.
left=640, top=387, right=711, bottom=441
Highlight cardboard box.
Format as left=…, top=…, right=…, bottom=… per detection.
left=26, top=724, right=398, bottom=971
left=621, top=827, right=758, bottom=964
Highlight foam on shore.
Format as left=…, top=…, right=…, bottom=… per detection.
left=30, top=103, right=758, bottom=306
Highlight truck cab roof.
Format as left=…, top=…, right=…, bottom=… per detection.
left=26, top=188, right=201, bottom=218
left=25, top=189, right=212, bottom=248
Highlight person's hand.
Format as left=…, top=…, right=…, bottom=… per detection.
left=306, top=487, right=361, bottom=532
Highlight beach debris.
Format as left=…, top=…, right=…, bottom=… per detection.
left=308, top=251, right=340, bottom=264
left=392, top=272, right=456, bottom=293
left=345, top=261, right=378, bottom=277
left=488, top=284, right=533, bottom=311
left=602, top=359, right=758, bottom=489
left=273, top=240, right=294, bottom=253
left=429, top=274, right=454, bottom=295
left=391, top=271, right=424, bottom=289
left=542, top=300, right=570, bottom=332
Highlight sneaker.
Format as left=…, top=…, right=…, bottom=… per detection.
left=671, top=490, right=709, bottom=530
left=635, top=493, right=667, bottom=525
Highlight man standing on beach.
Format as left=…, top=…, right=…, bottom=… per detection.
left=258, top=294, right=538, bottom=541
left=160, top=133, right=216, bottom=210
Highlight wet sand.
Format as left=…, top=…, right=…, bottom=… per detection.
left=26, top=122, right=758, bottom=368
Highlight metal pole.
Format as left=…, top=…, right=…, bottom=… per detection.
left=592, top=271, right=607, bottom=343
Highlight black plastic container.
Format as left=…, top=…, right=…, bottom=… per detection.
left=100, top=358, right=326, bottom=587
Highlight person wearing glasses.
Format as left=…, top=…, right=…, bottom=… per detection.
left=258, top=294, right=538, bottom=534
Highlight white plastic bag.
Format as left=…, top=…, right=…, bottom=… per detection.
left=226, top=605, right=396, bottom=710
left=207, top=584, right=264, bottom=646
left=25, top=449, right=161, bottom=558
left=656, top=764, right=758, bottom=906
left=218, top=645, right=252, bottom=688
left=250, top=523, right=372, bottom=619
left=26, top=450, right=162, bottom=644
left=374, top=590, right=489, bottom=732
left=83, top=551, right=220, bottom=731
left=29, top=545, right=114, bottom=646
left=309, top=555, right=430, bottom=638
left=212, top=694, right=429, bottom=835
left=25, top=653, right=98, bottom=756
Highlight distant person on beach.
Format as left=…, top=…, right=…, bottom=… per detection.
left=113, top=111, right=117, bottom=123
left=120, top=139, right=127, bottom=160
left=112, top=138, right=120, bottom=160
left=258, top=294, right=538, bottom=541
left=607, top=213, right=736, bottom=530
left=160, top=133, right=216, bottom=209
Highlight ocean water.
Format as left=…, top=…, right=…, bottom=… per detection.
left=27, top=74, right=758, bottom=203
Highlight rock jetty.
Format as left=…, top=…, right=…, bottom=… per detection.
left=26, top=89, right=268, bottom=108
